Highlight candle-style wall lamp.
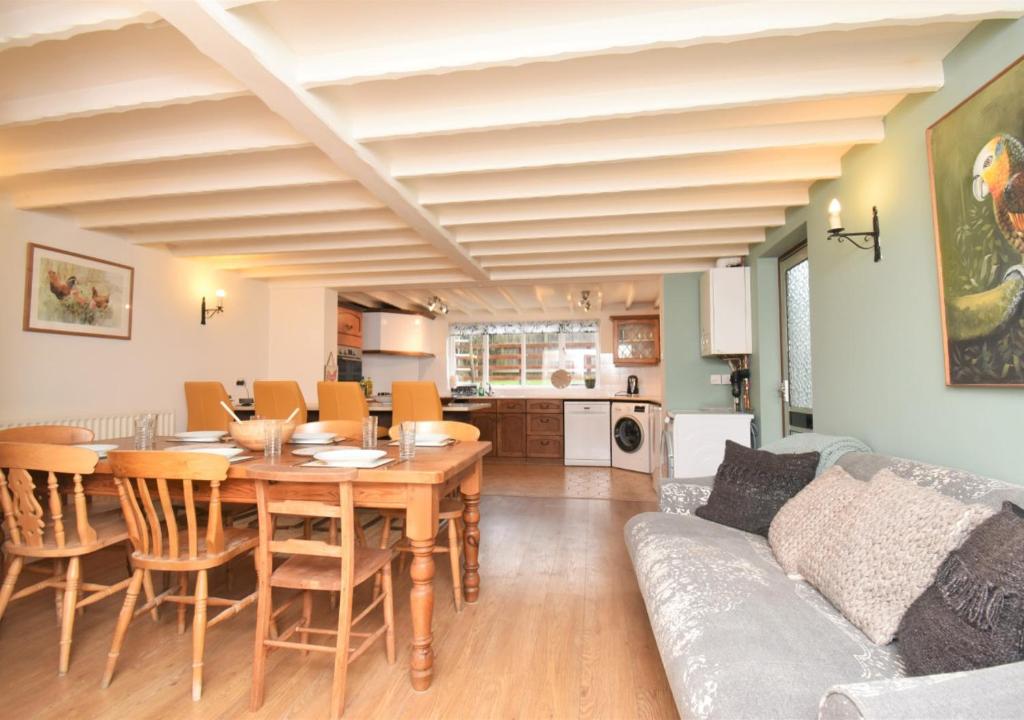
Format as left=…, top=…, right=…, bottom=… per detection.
left=827, top=199, right=881, bottom=262
left=201, top=289, right=225, bottom=325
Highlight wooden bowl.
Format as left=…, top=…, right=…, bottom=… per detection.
left=228, top=420, right=295, bottom=451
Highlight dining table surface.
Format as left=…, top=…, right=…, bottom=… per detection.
left=85, top=434, right=492, bottom=692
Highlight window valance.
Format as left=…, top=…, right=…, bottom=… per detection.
left=449, top=320, right=599, bottom=336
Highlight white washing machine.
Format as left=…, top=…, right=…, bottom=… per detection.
left=611, top=401, right=654, bottom=474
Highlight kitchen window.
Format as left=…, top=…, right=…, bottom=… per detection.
left=448, top=321, right=599, bottom=388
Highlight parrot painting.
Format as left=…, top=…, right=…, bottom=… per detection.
left=972, top=133, right=1024, bottom=255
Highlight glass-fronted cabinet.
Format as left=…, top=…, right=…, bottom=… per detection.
left=610, top=315, right=661, bottom=366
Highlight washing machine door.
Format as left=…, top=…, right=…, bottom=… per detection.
left=614, top=416, right=644, bottom=454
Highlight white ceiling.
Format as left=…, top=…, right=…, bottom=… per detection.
left=2, top=0, right=1022, bottom=315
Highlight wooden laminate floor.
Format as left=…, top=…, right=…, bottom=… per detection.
left=0, top=463, right=677, bottom=720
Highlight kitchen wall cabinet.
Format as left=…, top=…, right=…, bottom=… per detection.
left=338, top=308, right=362, bottom=348
left=699, top=267, right=752, bottom=356
left=362, top=311, right=434, bottom=357
left=611, top=315, right=661, bottom=366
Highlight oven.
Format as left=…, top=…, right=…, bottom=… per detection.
left=337, top=346, right=362, bottom=382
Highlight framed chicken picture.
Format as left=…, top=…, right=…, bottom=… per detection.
left=23, top=243, right=134, bottom=340
left=928, top=53, right=1024, bottom=387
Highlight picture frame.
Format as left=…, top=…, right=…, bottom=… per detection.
left=927, top=53, right=1024, bottom=387
left=23, top=243, right=135, bottom=340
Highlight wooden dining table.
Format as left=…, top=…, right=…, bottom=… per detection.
left=85, top=436, right=492, bottom=691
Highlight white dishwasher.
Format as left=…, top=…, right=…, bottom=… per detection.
left=564, top=401, right=611, bottom=466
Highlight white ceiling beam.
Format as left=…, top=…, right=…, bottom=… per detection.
left=480, top=244, right=751, bottom=269
left=121, top=209, right=406, bottom=245
left=497, top=288, right=524, bottom=313
left=71, top=182, right=381, bottom=229
left=10, top=147, right=347, bottom=209
left=0, top=1, right=158, bottom=52
left=362, top=290, right=416, bottom=311
left=458, top=288, right=497, bottom=316
left=193, top=246, right=441, bottom=270
left=338, top=291, right=383, bottom=309
left=0, top=96, right=310, bottom=178
left=270, top=274, right=475, bottom=290
left=166, top=230, right=426, bottom=257
left=297, top=2, right=1021, bottom=88
left=412, top=147, right=843, bottom=204
left=533, top=288, right=547, bottom=313
left=625, top=284, right=636, bottom=311
left=454, top=208, right=786, bottom=244
left=153, top=0, right=488, bottom=282
left=388, top=117, right=883, bottom=178
left=491, top=260, right=717, bottom=281
left=241, top=258, right=455, bottom=279
left=465, top=228, right=765, bottom=257
left=432, top=182, right=810, bottom=226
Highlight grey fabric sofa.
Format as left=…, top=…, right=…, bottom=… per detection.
left=626, top=450, right=1024, bottom=719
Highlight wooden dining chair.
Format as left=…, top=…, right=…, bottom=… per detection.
left=254, top=380, right=308, bottom=424
left=101, top=451, right=259, bottom=701
left=391, top=381, right=443, bottom=427
left=0, top=425, right=94, bottom=444
left=247, top=464, right=396, bottom=720
left=184, top=381, right=232, bottom=432
left=377, top=420, right=478, bottom=611
left=0, top=442, right=134, bottom=674
left=317, top=383, right=389, bottom=438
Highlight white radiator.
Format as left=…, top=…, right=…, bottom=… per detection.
left=0, top=412, right=176, bottom=441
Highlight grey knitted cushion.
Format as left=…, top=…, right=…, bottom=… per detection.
left=799, top=470, right=995, bottom=645
left=898, top=502, right=1024, bottom=675
left=694, top=440, right=819, bottom=536
left=768, top=465, right=866, bottom=578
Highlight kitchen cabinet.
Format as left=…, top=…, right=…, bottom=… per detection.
left=699, top=267, right=752, bottom=356
left=362, top=311, right=435, bottom=357
left=497, top=412, right=527, bottom=457
left=526, top=436, right=563, bottom=458
left=611, top=315, right=661, bottom=366
left=471, top=412, right=497, bottom=447
left=337, top=308, right=362, bottom=348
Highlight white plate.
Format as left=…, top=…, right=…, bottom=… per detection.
left=314, top=448, right=387, bottom=465
left=74, top=443, right=118, bottom=458
left=415, top=433, right=450, bottom=445
left=290, top=433, right=337, bottom=444
left=291, top=446, right=329, bottom=457
left=304, top=458, right=394, bottom=469
left=173, top=431, right=227, bottom=442
left=166, top=445, right=244, bottom=459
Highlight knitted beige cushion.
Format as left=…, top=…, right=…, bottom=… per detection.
left=768, top=466, right=866, bottom=578
left=798, top=469, right=995, bottom=645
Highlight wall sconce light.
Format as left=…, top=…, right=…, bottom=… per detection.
left=201, top=289, right=225, bottom=325
left=427, top=296, right=448, bottom=315
left=827, top=199, right=881, bottom=262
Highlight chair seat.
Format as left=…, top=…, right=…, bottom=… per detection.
left=131, top=527, right=259, bottom=570
left=439, top=498, right=464, bottom=519
left=271, top=547, right=394, bottom=590
left=4, top=508, right=128, bottom=558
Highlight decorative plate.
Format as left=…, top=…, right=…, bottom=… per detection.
left=551, top=369, right=572, bottom=389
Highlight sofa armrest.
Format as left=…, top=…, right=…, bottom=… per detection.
left=657, top=477, right=713, bottom=515
left=818, top=662, right=1024, bottom=720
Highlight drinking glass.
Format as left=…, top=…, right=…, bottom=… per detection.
left=361, top=415, right=378, bottom=449
left=399, top=421, right=417, bottom=461
left=263, top=420, right=283, bottom=458
left=133, top=413, right=156, bottom=450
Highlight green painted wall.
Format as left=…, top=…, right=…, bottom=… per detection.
left=662, top=273, right=734, bottom=412
left=750, top=19, right=1024, bottom=483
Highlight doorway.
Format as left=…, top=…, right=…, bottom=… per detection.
left=779, top=244, right=813, bottom=435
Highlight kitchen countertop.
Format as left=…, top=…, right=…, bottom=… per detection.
left=445, top=394, right=662, bottom=405
left=367, top=401, right=494, bottom=413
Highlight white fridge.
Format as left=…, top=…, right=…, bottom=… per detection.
left=671, top=412, right=753, bottom=479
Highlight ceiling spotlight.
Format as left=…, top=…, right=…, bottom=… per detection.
left=577, top=290, right=592, bottom=312
left=427, top=296, right=449, bottom=315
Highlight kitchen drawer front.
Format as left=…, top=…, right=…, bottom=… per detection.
left=527, top=436, right=563, bottom=458
left=468, top=399, right=497, bottom=414
left=497, top=399, right=527, bottom=413
left=526, top=399, right=562, bottom=414
left=527, top=413, right=563, bottom=436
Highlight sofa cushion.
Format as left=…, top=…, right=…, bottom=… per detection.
left=799, top=470, right=995, bottom=645
left=694, top=440, right=819, bottom=536
left=768, top=465, right=865, bottom=578
left=897, top=502, right=1024, bottom=675
left=624, top=511, right=903, bottom=720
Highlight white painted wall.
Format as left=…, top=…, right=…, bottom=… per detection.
left=362, top=308, right=664, bottom=399
left=267, top=286, right=338, bottom=405
left=0, top=197, right=270, bottom=429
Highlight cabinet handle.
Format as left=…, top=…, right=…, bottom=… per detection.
left=540, top=440, right=549, bottom=446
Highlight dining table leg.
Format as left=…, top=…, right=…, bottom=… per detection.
left=405, top=485, right=438, bottom=691
left=461, top=459, right=482, bottom=604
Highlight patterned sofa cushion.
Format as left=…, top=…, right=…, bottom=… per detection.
left=624, top=512, right=902, bottom=720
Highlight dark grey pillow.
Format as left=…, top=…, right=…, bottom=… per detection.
left=898, top=502, right=1024, bottom=676
left=694, top=440, right=819, bottom=536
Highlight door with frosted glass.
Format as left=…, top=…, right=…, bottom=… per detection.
left=779, top=246, right=813, bottom=434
